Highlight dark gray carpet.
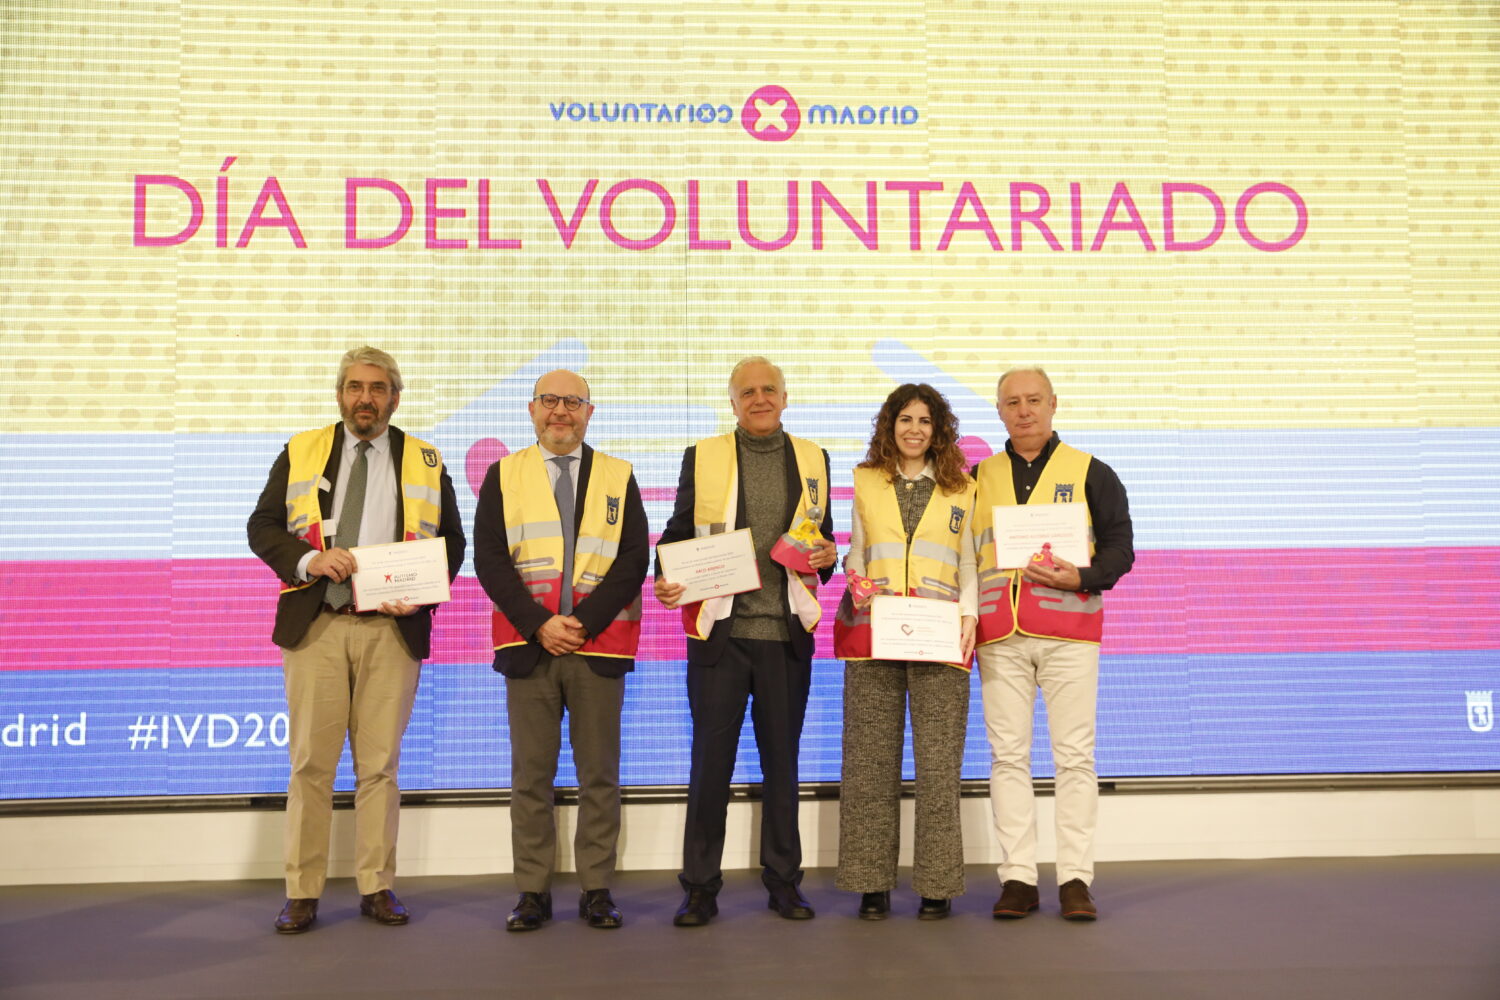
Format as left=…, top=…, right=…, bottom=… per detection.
left=1, top=857, right=1496, bottom=999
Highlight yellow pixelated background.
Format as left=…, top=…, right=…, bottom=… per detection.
left=1, top=1, right=1495, bottom=436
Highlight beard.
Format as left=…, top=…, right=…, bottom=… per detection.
left=341, top=400, right=392, bottom=438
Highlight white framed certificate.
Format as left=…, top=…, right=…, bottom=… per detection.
left=351, top=537, right=452, bottom=612
left=992, top=504, right=1091, bottom=570
left=870, top=595, right=962, bottom=664
left=657, top=528, right=762, bottom=605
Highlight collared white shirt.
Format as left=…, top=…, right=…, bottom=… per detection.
left=844, top=461, right=978, bottom=617
left=538, top=442, right=584, bottom=507
left=295, top=426, right=399, bottom=581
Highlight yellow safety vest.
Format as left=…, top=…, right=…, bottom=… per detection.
left=834, top=467, right=975, bottom=668
left=280, top=423, right=445, bottom=594
left=973, top=442, right=1102, bottom=645
left=682, top=431, right=826, bottom=640
left=492, top=445, right=641, bottom=658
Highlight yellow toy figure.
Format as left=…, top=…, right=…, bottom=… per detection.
left=770, top=506, right=824, bottom=574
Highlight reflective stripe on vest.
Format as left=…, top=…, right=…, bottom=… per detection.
left=492, top=445, right=641, bottom=658
left=973, top=442, right=1102, bottom=646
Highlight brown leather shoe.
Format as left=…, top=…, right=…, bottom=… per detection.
left=993, top=880, right=1040, bottom=919
left=1059, top=879, right=1097, bottom=921
left=274, top=898, right=318, bottom=934
left=359, top=889, right=410, bottom=925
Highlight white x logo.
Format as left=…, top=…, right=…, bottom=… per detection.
left=752, top=98, right=790, bottom=133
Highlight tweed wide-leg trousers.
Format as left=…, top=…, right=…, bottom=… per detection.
left=836, top=659, right=969, bottom=900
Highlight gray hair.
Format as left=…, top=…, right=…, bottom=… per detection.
left=336, top=346, right=404, bottom=394
left=996, top=366, right=1053, bottom=401
left=728, top=355, right=786, bottom=396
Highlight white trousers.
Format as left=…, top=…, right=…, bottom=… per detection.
left=977, top=633, right=1099, bottom=887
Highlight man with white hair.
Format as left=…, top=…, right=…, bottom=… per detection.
left=655, top=356, right=837, bottom=926
left=248, top=346, right=465, bottom=934
left=972, top=366, right=1134, bottom=922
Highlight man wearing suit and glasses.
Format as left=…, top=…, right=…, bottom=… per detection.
left=248, top=346, right=465, bottom=934
left=473, top=370, right=649, bottom=931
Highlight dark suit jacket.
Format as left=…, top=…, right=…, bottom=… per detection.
left=655, top=434, right=835, bottom=668
left=472, top=443, right=650, bottom=679
left=247, top=423, right=466, bottom=660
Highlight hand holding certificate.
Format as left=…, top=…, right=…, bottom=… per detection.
left=992, top=504, right=1091, bottom=570
left=656, top=528, right=762, bottom=605
left=350, top=537, right=453, bottom=612
left=870, top=595, right=962, bottom=664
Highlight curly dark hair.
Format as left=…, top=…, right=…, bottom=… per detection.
left=857, top=383, right=969, bottom=494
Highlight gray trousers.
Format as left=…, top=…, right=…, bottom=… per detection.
left=506, top=652, right=624, bottom=893
left=835, top=659, right=969, bottom=900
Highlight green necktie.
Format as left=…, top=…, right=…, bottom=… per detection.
left=325, top=440, right=371, bottom=609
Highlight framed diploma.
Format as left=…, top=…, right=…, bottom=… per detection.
left=992, top=504, right=1092, bottom=570
left=657, top=528, right=762, bottom=605
left=350, top=537, right=452, bottom=612
left=870, top=595, right=962, bottom=664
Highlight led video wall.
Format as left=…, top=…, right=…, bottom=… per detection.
left=2, top=2, right=1496, bottom=799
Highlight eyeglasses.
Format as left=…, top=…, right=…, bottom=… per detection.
left=532, top=393, right=591, bottom=411
left=342, top=380, right=392, bottom=398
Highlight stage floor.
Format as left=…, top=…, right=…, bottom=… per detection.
left=1, top=856, right=1496, bottom=1000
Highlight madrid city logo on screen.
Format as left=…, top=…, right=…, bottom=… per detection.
left=546, top=85, right=919, bottom=141
left=1466, top=691, right=1493, bottom=733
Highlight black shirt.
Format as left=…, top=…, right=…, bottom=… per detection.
left=986, top=432, right=1134, bottom=593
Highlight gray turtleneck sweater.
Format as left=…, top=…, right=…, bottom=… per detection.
left=730, top=424, right=790, bottom=641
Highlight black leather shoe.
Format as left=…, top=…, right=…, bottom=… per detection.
left=917, top=897, right=951, bottom=920
left=767, top=883, right=815, bottom=920
left=359, top=889, right=409, bottom=925
left=673, top=888, right=718, bottom=927
left=274, top=898, right=318, bottom=934
left=993, top=880, right=1040, bottom=919
left=1059, top=879, right=1098, bottom=921
left=506, top=891, right=553, bottom=932
left=675, top=887, right=720, bottom=929
left=857, top=891, right=890, bottom=920
left=579, top=888, right=622, bottom=929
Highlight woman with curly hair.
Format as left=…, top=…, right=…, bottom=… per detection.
left=833, top=382, right=977, bottom=920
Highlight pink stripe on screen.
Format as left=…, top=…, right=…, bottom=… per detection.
left=1, top=547, right=1495, bottom=671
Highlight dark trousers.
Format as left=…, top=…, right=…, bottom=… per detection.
left=506, top=652, right=624, bottom=893
left=681, top=637, right=811, bottom=893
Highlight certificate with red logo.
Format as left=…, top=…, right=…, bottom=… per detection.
left=657, top=527, right=762, bottom=605
left=870, top=595, right=962, bottom=664
left=992, top=504, right=1091, bottom=570
left=351, top=537, right=452, bottom=612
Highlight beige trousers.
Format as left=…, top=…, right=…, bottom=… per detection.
left=281, top=609, right=420, bottom=898
left=977, top=633, right=1100, bottom=887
